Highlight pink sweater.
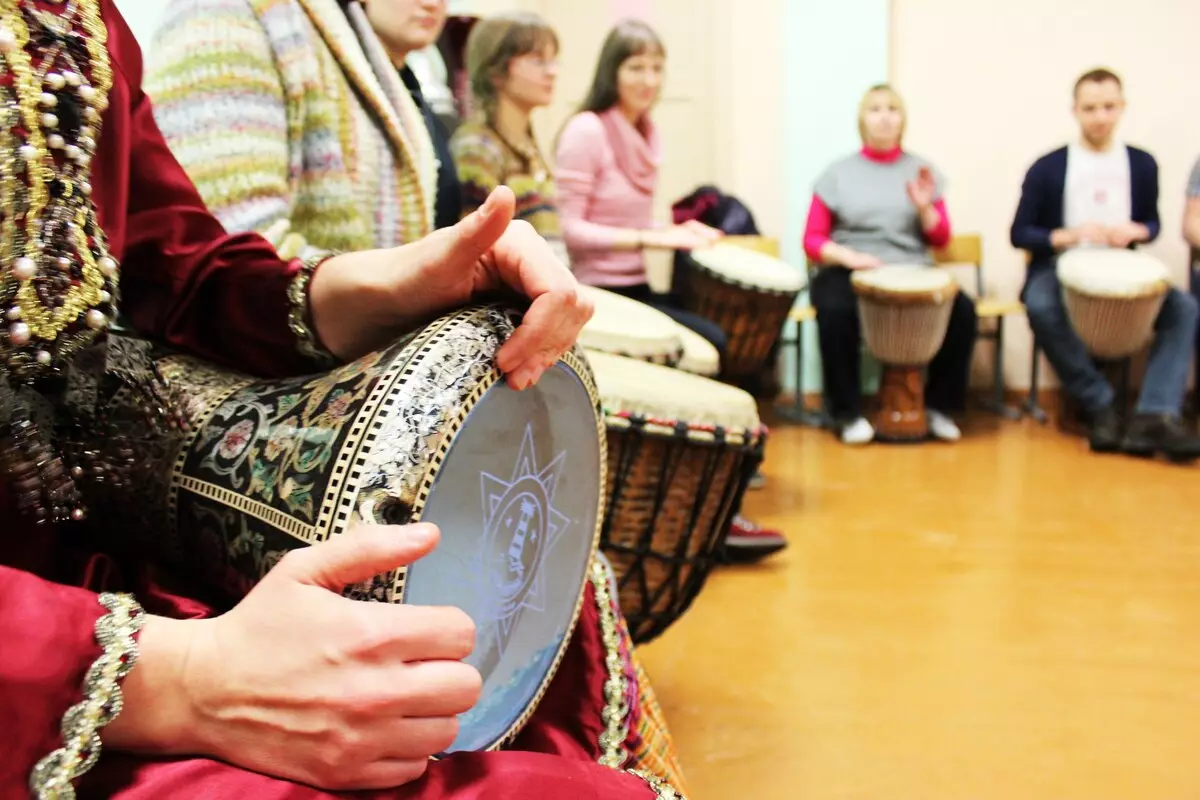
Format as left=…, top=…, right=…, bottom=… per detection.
left=554, top=111, right=656, bottom=287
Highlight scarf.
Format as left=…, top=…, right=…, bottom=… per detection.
left=597, top=107, right=661, bottom=196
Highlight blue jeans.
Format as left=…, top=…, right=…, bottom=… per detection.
left=1024, top=266, right=1199, bottom=414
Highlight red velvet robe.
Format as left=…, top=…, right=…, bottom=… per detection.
left=0, top=3, right=667, bottom=797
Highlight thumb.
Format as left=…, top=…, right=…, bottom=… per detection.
left=452, top=185, right=516, bottom=262
left=275, top=523, right=440, bottom=590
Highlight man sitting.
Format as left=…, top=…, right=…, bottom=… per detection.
left=1011, top=67, right=1200, bottom=461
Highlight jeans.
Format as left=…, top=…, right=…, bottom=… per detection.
left=602, top=284, right=729, bottom=359
left=809, top=266, right=979, bottom=421
left=1023, top=266, right=1199, bottom=414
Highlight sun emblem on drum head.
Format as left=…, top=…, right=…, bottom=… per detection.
left=479, top=424, right=568, bottom=636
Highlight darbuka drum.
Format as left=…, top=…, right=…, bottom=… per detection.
left=850, top=266, right=958, bottom=441
left=584, top=349, right=766, bottom=644
left=64, top=305, right=604, bottom=754
left=1057, top=248, right=1170, bottom=359
left=672, top=242, right=805, bottom=383
left=577, top=284, right=683, bottom=366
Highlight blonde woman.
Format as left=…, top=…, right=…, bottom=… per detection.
left=804, top=83, right=977, bottom=446
left=450, top=12, right=564, bottom=260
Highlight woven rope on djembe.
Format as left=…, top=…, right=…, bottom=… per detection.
left=586, top=349, right=765, bottom=644
left=671, top=244, right=804, bottom=383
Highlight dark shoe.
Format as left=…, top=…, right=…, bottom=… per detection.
left=1087, top=405, right=1122, bottom=453
left=1121, top=414, right=1200, bottom=463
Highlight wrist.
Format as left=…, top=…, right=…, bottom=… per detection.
left=306, top=249, right=396, bottom=361
left=102, top=615, right=206, bottom=756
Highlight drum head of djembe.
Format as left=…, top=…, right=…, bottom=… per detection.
left=64, top=305, right=605, bottom=755
left=577, top=284, right=684, bottom=366
left=1056, top=248, right=1170, bottom=360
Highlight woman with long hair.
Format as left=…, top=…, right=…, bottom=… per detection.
left=557, top=19, right=786, bottom=560
left=450, top=12, right=565, bottom=262
left=805, top=83, right=978, bottom=446
left=554, top=19, right=727, bottom=354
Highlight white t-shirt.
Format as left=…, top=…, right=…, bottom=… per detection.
left=1064, top=140, right=1132, bottom=236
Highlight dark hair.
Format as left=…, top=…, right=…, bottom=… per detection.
left=577, top=18, right=665, bottom=114
left=1074, top=67, right=1122, bottom=98
left=466, top=12, right=559, bottom=118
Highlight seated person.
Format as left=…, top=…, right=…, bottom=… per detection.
left=1011, top=67, right=1200, bottom=460
left=2, top=2, right=680, bottom=797
left=553, top=19, right=727, bottom=357
left=555, top=19, right=784, bottom=559
left=450, top=12, right=568, bottom=264
left=804, top=83, right=978, bottom=446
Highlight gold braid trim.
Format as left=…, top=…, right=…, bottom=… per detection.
left=626, top=768, right=687, bottom=799
left=286, top=253, right=339, bottom=368
left=589, top=560, right=689, bottom=799
left=591, top=558, right=631, bottom=768
left=28, top=592, right=145, bottom=800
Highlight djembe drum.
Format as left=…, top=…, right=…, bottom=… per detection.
left=675, top=325, right=721, bottom=377
left=672, top=242, right=805, bottom=383
left=577, top=284, right=684, bottom=366
left=1057, top=248, right=1170, bottom=359
left=850, top=266, right=959, bottom=441
left=584, top=349, right=766, bottom=644
left=63, top=304, right=604, bottom=754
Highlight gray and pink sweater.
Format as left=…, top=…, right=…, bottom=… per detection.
left=804, top=145, right=951, bottom=266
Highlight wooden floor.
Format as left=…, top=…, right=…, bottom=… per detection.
left=637, top=410, right=1200, bottom=799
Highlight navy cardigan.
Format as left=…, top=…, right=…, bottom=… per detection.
left=1010, top=144, right=1160, bottom=284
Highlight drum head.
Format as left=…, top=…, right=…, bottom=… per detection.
left=689, top=242, right=806, bottom=293
left=851, top=264, right=952, bottom=292
left=577, top=284, right=683, bottom=364
left=1056, top=248, right=1169, bottom=298
left=407, top=358, right=602, bottom=753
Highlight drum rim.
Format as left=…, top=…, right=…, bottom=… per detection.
left=603, top=408, right=767, bottom=447
left=682, top=247, right=806, bottom=296
left=851, top=270, right=959, bottom=305
left=1059, top=277, right=1171, bottom=301
left=391, top=312, right=606, bottom=754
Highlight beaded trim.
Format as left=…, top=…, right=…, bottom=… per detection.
left=591, top=558, right=631, bottom=769
left=626, top=768, right=686, bottom=799
left=285, top=252, right=338, bottom=367
left=0, top=0, right=120, bottom=381
left=29, top=592, right=145, bottom=799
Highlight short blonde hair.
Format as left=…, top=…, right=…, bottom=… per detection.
left=857, top=83, right=906, bottom=144
left=466, top=12, right=559, bottom=119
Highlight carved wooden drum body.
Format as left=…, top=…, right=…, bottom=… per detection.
left=1057, top=248, right=1170, bottom=360
left=673, top=243, right=805, bottom=382
left=850, top=266, right=958, bottom=441
left=583, top=349, right=765, bottom=644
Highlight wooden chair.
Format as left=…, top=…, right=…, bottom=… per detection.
left=775, top=233, right=1025, bottom=425
left=932, top=234, right=1024, bottom=420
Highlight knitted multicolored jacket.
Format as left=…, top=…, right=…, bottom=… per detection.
left=145, top=0, right=437, bottom=258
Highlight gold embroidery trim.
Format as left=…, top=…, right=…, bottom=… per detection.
left=28, top=592, right=145, bottom=799
left=626, top=768, right=687, bottom=799
left=286, top=252, right=339, bottom=367
left=591, top=559, right=688, bottom=798
left=591, top=558, right=631, bottom=768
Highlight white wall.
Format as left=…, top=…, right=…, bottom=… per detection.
left=113, top=0, right=166, bottom=48
left=892, top=0, right=1200, bottom=389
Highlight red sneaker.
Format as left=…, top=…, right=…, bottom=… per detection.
left=722, top=514, right=787, bottom=562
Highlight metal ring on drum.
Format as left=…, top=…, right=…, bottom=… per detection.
left=671, top=242, right=805, bottom=383
left=1056, top=248, right=1170, bottom=360
left=61, top=304, right=605, bottom=755
left=576, top=284, right=684, bottom=366
left=849, top=265, right=958, bottom=442
left=583, top=348, right=766, bottom=644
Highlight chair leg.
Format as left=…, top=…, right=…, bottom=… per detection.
left=980, top=321, right=1021, bottom=420
left=774, top=318, right=828, bottom=427
left=1022, top=340, right=1048, bottom=423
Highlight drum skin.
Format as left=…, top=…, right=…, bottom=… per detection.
left=1057, top=248, right=1170, bottom=360
left=61, top=304, right=606, bottom=754
left=577, top=284, right=683, bottom=366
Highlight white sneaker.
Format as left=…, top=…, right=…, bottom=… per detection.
left=840, top=417, right=875, bottom=445
left=928, top=410, right=961, bottom=441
